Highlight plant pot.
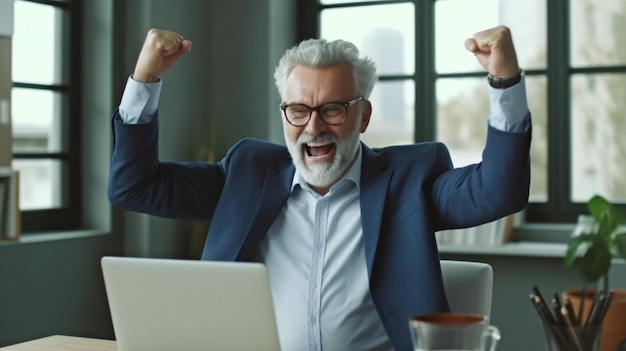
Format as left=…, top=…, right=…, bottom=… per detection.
left=563, top=288, right=626, bottom=351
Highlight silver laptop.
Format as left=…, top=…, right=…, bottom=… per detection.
left=101, top=256, right=281, bottom=351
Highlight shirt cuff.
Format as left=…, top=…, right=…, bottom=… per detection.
left=487, top=75, right=531, bottom=133
left=118, top=76, right=162, bottom=124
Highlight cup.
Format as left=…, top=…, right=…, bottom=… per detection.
left=543, top=323, right=603, bottom=351
left=408, top=313, right=500, bottom=351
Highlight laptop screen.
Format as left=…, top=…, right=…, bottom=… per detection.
left=101, top=256, right=281, bottom=351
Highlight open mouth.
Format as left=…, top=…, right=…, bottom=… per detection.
left=304, top=141, right=335, bottom=160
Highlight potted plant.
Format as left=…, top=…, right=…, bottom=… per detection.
left=564, top=194, right=626, bottom=351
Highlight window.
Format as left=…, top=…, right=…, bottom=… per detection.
left=311, top=0, right=626, bottom=223
left=11, top=0, right=80, bottom=232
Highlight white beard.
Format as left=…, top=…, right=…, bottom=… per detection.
left=285, top=119, right=361, bottom=189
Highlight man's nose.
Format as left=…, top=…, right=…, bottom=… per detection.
left=304, top=110, right=327, bottom=135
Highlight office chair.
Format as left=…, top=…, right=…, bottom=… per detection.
left=440, top=260, right=493, bottom=318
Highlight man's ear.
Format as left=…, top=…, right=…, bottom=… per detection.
left=360, top=100, right=372, bottom=133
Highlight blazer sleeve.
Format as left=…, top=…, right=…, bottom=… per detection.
left=431, top=123, right=531, bottom=229
left=107, top=110, right=226, bottom=221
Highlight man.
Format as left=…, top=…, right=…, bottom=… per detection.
left=109, top=26, right=531, bottom=351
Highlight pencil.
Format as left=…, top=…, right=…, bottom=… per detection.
left=564, top=298, right=578, bottom=325
left=561, top=306, right=584, bottom=351
left=530, top=294, right=570, bottom=350
left=552, top=293, right=566, bottom=326
left=533, top=285, right=549, bottom=311
left=533, top=294, right=557, bottom=325
left=584, top=290, right=603, bottom=327
left=596, top=291, right=613, bottom=325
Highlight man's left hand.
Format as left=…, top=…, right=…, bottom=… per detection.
left=465, top=25, right=520, bottom=79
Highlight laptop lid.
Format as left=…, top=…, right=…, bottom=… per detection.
left=101, top=256, right=281, bottom=351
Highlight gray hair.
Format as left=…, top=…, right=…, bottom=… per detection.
left=274, top=38, right=378, bottom=100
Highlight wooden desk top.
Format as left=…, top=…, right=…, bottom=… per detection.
left=0, top=335, right=117, bottom=351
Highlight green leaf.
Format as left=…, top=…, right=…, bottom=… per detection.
left=578, top=237, right=611, bottom=282
left=588, top=195, right=618, bottom=238
left=565, top=233, right=596, bottom=266
left=587, top=195, right=611, bottom=221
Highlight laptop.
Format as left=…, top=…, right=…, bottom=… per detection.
left=101, top=256, right=281, bottom=351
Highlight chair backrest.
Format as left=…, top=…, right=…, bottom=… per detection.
left=440, top=260, right=493, bottom=318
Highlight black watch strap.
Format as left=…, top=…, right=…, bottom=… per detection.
left=488, top=69, right=523, bottom=89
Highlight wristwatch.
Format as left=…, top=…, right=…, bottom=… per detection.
left=487, top=69, right=523, bottom=89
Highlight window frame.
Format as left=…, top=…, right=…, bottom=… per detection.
left=307, top=0, right=626, bottom=224
left=11, top=0, right=81, bottom=232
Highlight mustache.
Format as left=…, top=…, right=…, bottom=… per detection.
left=297, top=132, right=337, bottom=145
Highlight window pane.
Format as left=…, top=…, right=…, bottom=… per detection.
left=571, top=73, right=626, bottom=203
left=436, top=76, right=547, bottom=201
left=435, top=0, right=547, bottom=73
left=525, top=75, right=548, bottom=202
left=12, top=159, right=65, bottom=210
left=12, top=0, right=66, bottom=85
left=361, top=80, right=414, bottom=147
left=570, top=0, right=626, bottom=67
left=320, top=3, right=415, bottom=75
left=436, top=78, right=488, bottom=166
left=12, top=88, right=65, bottom=153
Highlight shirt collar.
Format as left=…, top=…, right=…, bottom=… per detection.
left=291, top=143, right=363, bottom=193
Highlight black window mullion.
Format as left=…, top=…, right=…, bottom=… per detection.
left=297, top=0, right=319, bottom=42
left=549, top=0, right=571, bottom=215
left=66, top=0, right=81, bottom=227
left=526, top=0, right=578, bottom=223
left=414, top=0, right=435, bottom=142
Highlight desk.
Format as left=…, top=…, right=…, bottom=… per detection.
left=0, top=335, right=117, bottom=351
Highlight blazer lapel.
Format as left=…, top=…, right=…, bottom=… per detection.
left=360, top=144, right=392, bottom=280
left=235, top=159, right=295, bottom=260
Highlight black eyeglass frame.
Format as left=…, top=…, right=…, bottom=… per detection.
left=280, top=96, right=364, bottom=127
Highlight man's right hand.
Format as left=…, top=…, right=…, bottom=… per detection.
left=133, top=28, right=192, bottom=83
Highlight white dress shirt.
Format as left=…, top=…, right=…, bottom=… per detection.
left=257, top=146, right=394, bottom=351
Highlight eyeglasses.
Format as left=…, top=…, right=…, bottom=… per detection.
left=280, top=96, right=364, bottom=127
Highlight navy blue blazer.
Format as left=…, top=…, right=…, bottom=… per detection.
left=108, top=111, right=531, bottom=350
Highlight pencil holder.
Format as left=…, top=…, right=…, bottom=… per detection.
left=543, top=323, right=603, bottom=351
